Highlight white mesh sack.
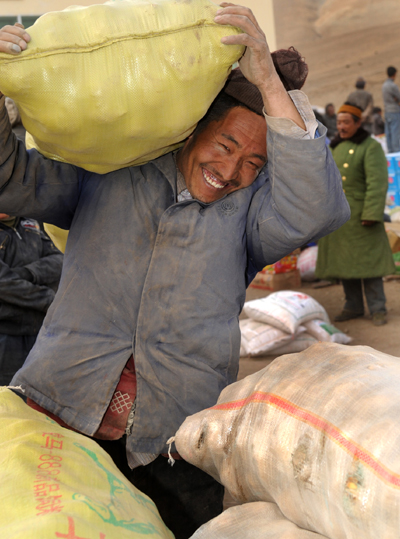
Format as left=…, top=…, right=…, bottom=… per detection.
left=174, top=342, right=400, bottom=539
left=239, top=319, right=295, bottom=357
left=304, top=320, right=352, bottom=345
left=270, top=332, right=317, bottom=355
left=243, top=291, right=329, bottom=334
left=190, top=502, right=328, bottom=539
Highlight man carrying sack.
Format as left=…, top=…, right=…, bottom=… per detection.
left=0, top=4, right=349, bottom=537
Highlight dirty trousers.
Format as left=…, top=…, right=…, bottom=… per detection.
left=97, top=437, right=224, bottom=539
left=342, top=277, right=386, bottom=315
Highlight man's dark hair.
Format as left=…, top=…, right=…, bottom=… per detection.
left=192, top=91, right=261, bottom=138
left=344, top=101, right=363, bottom=123
left=325, top=103, right=334, bottom=114
left=355, top=77, right=365, bottom=89
left=387, top=66, right=397, bottom=78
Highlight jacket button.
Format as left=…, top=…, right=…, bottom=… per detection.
left=342, top=176, right=346, bottom=181
left=343, top=163, right=349, bottom=168
left=349, top=149, right=354, bottom=154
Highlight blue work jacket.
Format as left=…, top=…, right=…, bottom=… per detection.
left=0, top=101, right=350, bottom=455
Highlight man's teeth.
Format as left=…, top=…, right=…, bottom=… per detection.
left=202, top=169, right=226, bottom=189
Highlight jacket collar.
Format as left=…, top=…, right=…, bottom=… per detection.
left=330, top=127, right=370, bottom=149
left=150, top=152, right=178, bottom=198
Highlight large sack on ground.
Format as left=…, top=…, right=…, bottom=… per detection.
left=174, top=343, right=400, bottom=539
left=0, top=387, right=173, bottom=539
left=0, top=0, right=243, bottom=174
left=190, top=502, right=328, bottom=539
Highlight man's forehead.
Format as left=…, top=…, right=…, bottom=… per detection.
left=338, top=112, right=357, bottom=121
left=215, top=107, right=267, bottom=153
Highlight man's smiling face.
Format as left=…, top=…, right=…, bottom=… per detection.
left=176, top=106, right=267, bottom=204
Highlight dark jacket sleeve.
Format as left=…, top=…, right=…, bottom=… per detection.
left=0, top=258, right=55, bottom=311
left=0, top=95, right=83, bottom=229
left=24, top=232, right=64, bottom=286
left=246, top=122, right=351, bottom=273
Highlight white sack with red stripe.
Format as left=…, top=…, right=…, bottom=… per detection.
left=190, top=502, right=328, bottom=539
left=175, top=342, right=400, bottom=539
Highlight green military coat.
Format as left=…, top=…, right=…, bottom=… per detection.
left=316, top=132, right=395, bottom=279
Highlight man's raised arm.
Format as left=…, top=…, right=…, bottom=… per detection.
left=215, top=3, right=306, bottom=129
left=213, top=5, right=350, bottom=272
left=0, top=24, right=81, bottom=228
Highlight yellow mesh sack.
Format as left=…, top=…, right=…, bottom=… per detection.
left=0, top=0, right=243, bottom=174
left=43, top=224, right=68, bottom=253
left=0, top=387, right=174, bottom=538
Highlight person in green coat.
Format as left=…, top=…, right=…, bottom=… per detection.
left=316, top=102, right=395, bottom=326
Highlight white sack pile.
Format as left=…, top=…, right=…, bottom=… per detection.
left=240, top=291, right=351, bottom=357
left=175, top=343, right=400, bottom=539
left=190, top=502, right=328, bottom=539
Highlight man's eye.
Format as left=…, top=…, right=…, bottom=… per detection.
left=220, top=143, right=230, bottom=152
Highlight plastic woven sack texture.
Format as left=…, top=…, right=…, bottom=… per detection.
left=0, top=387, right=173, bottom=539
left=0, top=0, right=244, bottom=174
left=239, top=319, right=295, bottom=357
left=43, top=224, right=68, bottom=253
left=175, top=342, right=400, bottom=539
left=243, top=291, right=330, bottom=334
left=190, top=502, right=328, bottom=539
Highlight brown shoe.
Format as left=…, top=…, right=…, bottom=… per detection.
left=334, top=310, right=364, bottom=322
left=372, top=312, right=387, bottom=326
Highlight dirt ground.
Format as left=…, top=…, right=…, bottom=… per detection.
left=238, top=278, right=400, bottom=380
left=224, top=277, right=400, bottom=509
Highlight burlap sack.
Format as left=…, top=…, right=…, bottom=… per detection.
left=175, top=343, right=400, bottom=539
left=190, top=502, right=328, bottom=539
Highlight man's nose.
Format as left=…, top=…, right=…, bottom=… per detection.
left=219, top=158, right=240, bottom=181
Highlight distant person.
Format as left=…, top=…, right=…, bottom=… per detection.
left=382, top=66, right=400, bottom=153
left=0, top=214, right=63, bottom=384
left=372, top=106, right=385, bottom=136
left=316, top=102, right=395, bottom=326
left=322, top=103, right=337, bottom=140
left=347, top=77, right=374, bottom=134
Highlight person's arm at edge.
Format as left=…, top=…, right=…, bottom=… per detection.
left=0, top=257, right=55, bottom=311
left=23, top=232, right=64, bottom=286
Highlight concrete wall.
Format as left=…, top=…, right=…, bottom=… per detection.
left=0, top=0, right=276, bottom=49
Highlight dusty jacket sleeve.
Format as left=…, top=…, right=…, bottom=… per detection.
left=0, top=95, right=82, bottom=229
left=24, top=232, right=64, bottom=286
left=246, top=122, right=350, bottom=274
left=361, top=141, right=388, bottom=222
left=0, top=258, right=55, bottom=311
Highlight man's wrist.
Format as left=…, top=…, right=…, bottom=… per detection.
left=257, top=74, right=285, bottom=110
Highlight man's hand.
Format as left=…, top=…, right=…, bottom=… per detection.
left=214, top=3, right=306, bottom=129
left=361, top=220, right=378, bottom=226
left=215, top=3, right=273, bottom=91
left=0, top=23, right=30, bottom=55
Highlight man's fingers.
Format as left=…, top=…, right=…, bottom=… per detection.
left=216, top=5, right=264, bottom=36
left=0, top=25, right=30, bottom=54
left=220, top=33, right=256, bottom=49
